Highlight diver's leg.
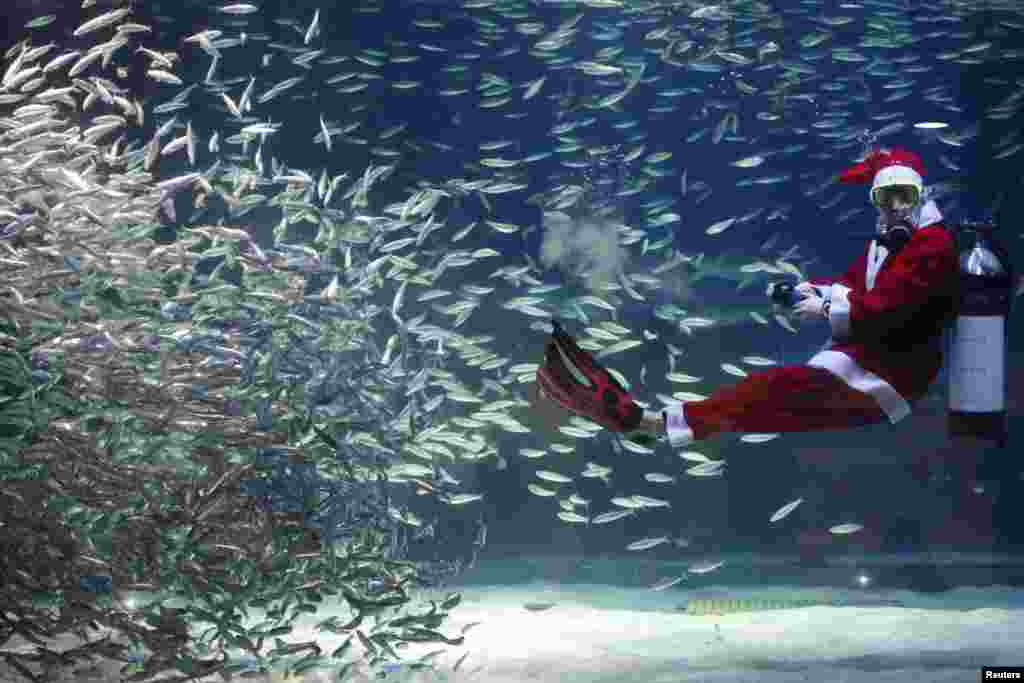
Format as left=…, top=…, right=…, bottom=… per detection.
left=664, top=365, right=887, bottom=445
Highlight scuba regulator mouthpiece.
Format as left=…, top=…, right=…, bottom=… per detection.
left=877, top=219, right=914, bottom=252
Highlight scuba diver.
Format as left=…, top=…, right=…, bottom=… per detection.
left=535, top=148, right=960, bottom=448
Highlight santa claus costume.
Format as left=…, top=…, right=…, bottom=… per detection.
left=662, top=148, right=959, bottom=447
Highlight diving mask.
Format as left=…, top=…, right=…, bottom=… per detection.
left=871, top=184, right=920, bottom=209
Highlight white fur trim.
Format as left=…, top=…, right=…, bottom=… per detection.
left=917, top=199, right=942, bottom=227
left=866, top=240, right=888, bottom=291
left=807, top=350, right=911, bottom=423
left=870, top=165, right=923, bottom=202
left=663, top=405, right=694, bottom=447
left=827, top=283, right=852, bottom=338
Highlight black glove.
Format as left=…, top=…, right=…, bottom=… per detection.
left=767, top=281, right=798, bottom=306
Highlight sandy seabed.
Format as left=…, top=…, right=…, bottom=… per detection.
left=2, top=578, right=1022, bottom=683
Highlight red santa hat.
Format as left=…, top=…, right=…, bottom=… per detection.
left=838, top=148, right=925, bottom=205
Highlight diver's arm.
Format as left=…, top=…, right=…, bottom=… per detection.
left=829, top=231, right=956, bottom=341
left=805, top=249, right=869, bottom=295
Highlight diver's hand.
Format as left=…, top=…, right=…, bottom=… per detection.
left=794, top=282, right=817, bottom=297
left=792, top=289, right=827, bottom=321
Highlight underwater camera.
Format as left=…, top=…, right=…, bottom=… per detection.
left=767, top=281, right=799, bottom=307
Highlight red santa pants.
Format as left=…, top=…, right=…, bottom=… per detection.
left=684, top=366, right=887, bottom=440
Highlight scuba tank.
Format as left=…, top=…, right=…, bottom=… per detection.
left=947, top=220, right=1014, bottom=447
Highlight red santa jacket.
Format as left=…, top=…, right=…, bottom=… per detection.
left=807, top=205, right=958, bottom=423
